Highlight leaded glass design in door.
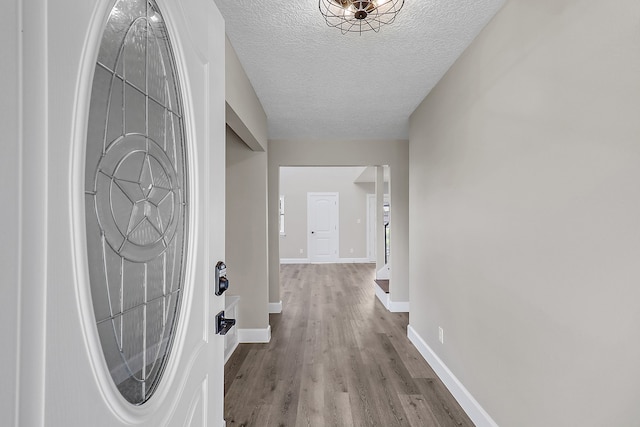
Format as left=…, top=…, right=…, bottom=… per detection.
left=84, top=0, right=189, bottom=405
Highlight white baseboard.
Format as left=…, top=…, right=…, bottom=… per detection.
left=268, top=300, right=282, bottom=313
left=373, top=283, right=409, bottom=313
left=407, top=325, right=499, bottom=427
left=388, top=300, right=409, bottom=312
left=280, top=258, right=310, bottom=264
left=238, top=325, right=271, bottom=343
left=337, top=258, right=374, bottom=264
left=374, top=282, right=389, bottom=307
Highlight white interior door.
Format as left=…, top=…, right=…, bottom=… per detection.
left=307, top=192, right=339, bottom=263
left=17, top=0, right=226, bottom=425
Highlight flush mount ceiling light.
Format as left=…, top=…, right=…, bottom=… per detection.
left=319, top=0, right=405, bottom=34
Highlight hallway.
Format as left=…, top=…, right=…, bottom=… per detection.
left=224, top=264, right=473, bottom=426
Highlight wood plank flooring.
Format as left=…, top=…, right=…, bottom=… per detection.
left=224, top=263, right=474, bottom=427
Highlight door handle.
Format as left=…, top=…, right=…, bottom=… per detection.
left=311, top=231, right=315, bottom=234
left=215, top=310, right=236, bottom=335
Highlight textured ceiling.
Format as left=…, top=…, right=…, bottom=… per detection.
left=214, top=0, right=505, bottom=140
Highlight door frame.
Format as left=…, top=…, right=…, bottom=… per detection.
left=307, top=192, right=339, bottom=263
left=366, top=193, right=376, bottom=262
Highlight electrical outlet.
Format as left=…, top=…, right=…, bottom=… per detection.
left=299, top=249, right=304, bottom=254
left=350, top=248, right=354, bottom=254
left=356, top=218, right=361, bottom=224
left=438, top=327, right=444, bottom=344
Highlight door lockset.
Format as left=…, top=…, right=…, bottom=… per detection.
left=215, top=310, right=236, bottom=335
left=215, top=261, right=229, bottom=296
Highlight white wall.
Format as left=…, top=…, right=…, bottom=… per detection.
left=268, top=139, right=409, bottom=307
left=409, top=1, right=640, bottom=425
left=226, top=127, right=269, bottom=330
left=279, top=167, right=374, bottom=260
left=0, top=2, right=20, bottom=423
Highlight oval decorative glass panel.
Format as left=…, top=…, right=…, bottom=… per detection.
left=84, top=0, right=188, bottom=405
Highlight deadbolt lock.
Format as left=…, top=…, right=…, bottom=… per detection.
left=215, top=261, right=229, bottom=296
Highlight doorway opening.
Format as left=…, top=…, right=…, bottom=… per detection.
left=278, top=166, right=389, bottom=268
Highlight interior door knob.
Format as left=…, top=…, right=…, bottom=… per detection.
left=311, top=231, right=315, bottom=234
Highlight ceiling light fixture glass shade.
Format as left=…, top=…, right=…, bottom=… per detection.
left=319, top=0, right=404, bottom=34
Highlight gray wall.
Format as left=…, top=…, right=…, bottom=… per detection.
left=279, top=167, right=374, bottom=260
left=224, top=37, right=270, bottom=331
left=409, top=0, right=640, bottom=425
left=225, top=127, right=269, bottom=330
left=268, top=139, right=409, bottom=306
left=225, top=36, right=267, bottom=152
left=1, top=1, right=19, bottom=423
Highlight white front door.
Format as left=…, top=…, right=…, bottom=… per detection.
left=307, top=192, right=339, bottom=263
left=17, top=0, right=226, bottom=425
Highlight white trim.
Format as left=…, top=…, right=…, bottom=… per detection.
left=373, top=283, right=409, bottom=313
left=224, top=296, right=241, bottom=364
left=268, top=300, right=283, bottom=313
left=337, top=258, right=373, bottom=264
left=238, top=326, right=271, bottom=343
left=376, top=264, right=390, bottom=280
left=407, top=325, right=499, bottom=427
left=374, top=282, right=389, bottom=307
left=388, top=300, right=409, bottom=312
left=223, top=340, right=239, bottom=365
left=280, top=258, right=310, bottom=264
left=225, top=295, right=240, bottom=310
left=279, top=195, right=285, bottom=235
left=366, top=193, right=376, bottom=262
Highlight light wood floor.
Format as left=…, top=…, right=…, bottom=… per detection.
left=224, top=263, right=474, bottom=427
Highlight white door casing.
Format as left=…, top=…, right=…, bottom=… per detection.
left=307, top=192, right=339, bottom=263
left=18, top=0, right=226, bottom=425
left=366, top=194, right=376, bottom=262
